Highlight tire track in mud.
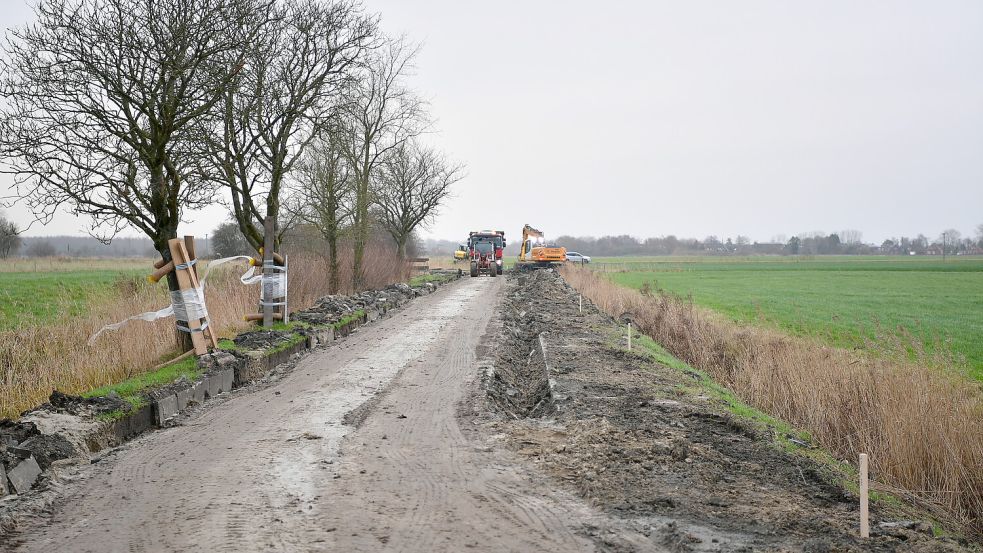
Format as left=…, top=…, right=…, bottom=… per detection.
left=9, top=276, right=614, bottom=553
left=309, top=273, right=597, bottom=552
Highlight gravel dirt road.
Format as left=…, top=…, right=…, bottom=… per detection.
left=7, top=276, right=619, bottom=552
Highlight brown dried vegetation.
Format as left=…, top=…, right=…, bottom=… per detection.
left=0, top=246, right=407, bottom=419
left=562, top=266, right=983, bottom=538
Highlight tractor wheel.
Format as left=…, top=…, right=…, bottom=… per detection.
left=490, top=267, right=497, bottom=277
left=497, top=265, right=503, bottom=275
left=470, top=263, right=478, bottom=277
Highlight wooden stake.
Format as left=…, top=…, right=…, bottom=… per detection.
left=244, top=312, right=284, bottom=322
left=627, top=322, right=632, bottom=351
left=262, top=216, right=275, bottom=328
left=282, top=254, right=289, bottom=324
left=148, top=261, right=174, bottom=283
left=184, top=236, right=200, bottom=279
left=579, top=294, right=583, bottom=314
left=860, top=453, right=869, bottom=538
left=167, top=238, right=209, bottom=355
left=149, top=349, right=195, bottom=372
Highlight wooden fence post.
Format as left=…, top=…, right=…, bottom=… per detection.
left=860, top=453, right=869, bottom=538
left=262, top=215, right=275, bottom=328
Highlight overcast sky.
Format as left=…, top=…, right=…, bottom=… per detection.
left=2, top=0, right=981, bottom=244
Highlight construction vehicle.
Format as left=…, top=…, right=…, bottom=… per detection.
left=517, top=224, right=566, bottom=268
left=453, top=244, right=468, bottom=262
left=469, top=240, right=498, bottom=277
left=467, top=230, right=506, bottom=275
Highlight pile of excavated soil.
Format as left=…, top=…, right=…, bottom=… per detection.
left=475, top=269, right=969, bottom=552
left=291, top=282, right=421, bottom=327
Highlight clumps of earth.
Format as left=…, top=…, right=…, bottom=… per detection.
left=231, top=329, right=298, bottom=351
left=476, top=268, right=972, bottom=552
left=1, top=391, right=125, bottom=500
left=231, top=282, right=427, bottom=350
left=291, top=282, right=421, bottom=327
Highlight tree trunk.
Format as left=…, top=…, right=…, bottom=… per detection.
left=328, top=230, right=339, bottom=295
left=351, top=171, right=369, bottom=291
left=396, top=236, right=407, bottom=261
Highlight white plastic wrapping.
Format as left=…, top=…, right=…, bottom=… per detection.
left=170, top=287, right=208, bottom=322
left=89, top=254, right=290, bottom=344
left=260, top=265, right=288, bottom=306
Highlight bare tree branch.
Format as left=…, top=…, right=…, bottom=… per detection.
left=284, top=132, right=356, bottom=292
left=374, top=140, right=463, bottom=259
left=210, top=0, right=376, bottom=252
left=0, top=0, right=272, bottom=256
left=338, top=35, right=428, bottom=288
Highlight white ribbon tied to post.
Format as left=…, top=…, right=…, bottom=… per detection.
left=87, top=255, right=283, bottom=345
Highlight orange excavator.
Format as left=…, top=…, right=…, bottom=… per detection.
left=517, top=224, right=566, bottom=268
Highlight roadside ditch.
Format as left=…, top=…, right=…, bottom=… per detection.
left=0, top=271, right=460, bottom=534
left=475, top=268, right=971, bottom=552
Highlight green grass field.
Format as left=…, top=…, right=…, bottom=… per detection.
left=0, top=259, right=149, bottom=329
left=600, top=256, right=983, bottom=379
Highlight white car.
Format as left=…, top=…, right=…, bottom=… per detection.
left=565, top=251, right=591, bottom=264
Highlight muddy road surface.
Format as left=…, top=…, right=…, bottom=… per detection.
left=8, top=276, right=612, bottom=552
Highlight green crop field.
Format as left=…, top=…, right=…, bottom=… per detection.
left=0, top=259, right=149, bottom=329
left=598, top=256, right=983, bottom=380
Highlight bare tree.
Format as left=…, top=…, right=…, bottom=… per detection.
left=0, top=212, right=20, bottom=258
left=840, top=229, right=863, bottom=245
left=338, top=36, right=427, bottom=289
left=0, top=0, right=269, bottom=265
left=374, top=141, right=462, bottom=259
left=976, top=223, right=983, bottom=247
left=213, top=0, right=375, bottom=252
left=285, top=134, right=356, bottom=293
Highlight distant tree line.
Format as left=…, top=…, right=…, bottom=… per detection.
left=553, top=227, right=983, bottom=257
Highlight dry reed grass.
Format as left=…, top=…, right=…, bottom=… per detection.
left=0, top=245, right=406, bottom=419
left=561, top=265, right=983, bottom=537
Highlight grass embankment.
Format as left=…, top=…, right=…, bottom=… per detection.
left=562, top=265, right=983, bottom=538
left=84, top=355, right=201, bottom=420
left=0, top=248, right=408, bottom=419
left=598, top=256, right=983, bottom=379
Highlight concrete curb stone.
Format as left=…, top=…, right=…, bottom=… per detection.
left=175, top=386, right=192, bottom=411
left=152, top=394, right=179, bottom=426
left=191, top=379, right=207, bottom=405
left=7, top=456, right=41, bottom=494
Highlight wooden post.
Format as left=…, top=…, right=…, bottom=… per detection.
left=627, top=322, right=632, bottom=351
left=262, top=215, right=275, bottom=328
left=184, top=236, right=199, bottom=279
left=282, top=254, right=289, bottom=324
left=579, top=294, right=582, bottom=314
left=860, top=453, right=869, bottom=538
left=167, top=238, right=209, bottom=355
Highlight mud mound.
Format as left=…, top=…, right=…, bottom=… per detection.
left=478, top=269, right=970, bottom=552
left=292, top=283, right=418, bottom=326
left=40, top=390, right=128, bottom=417
left=233, top=329, right=297, bottom=350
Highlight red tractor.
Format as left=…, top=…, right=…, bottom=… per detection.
left=467, top=230, right=505, bottom=275
left=469, top=240, right=498, bottom=277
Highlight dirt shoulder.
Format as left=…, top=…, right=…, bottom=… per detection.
left=472, top=268, right=969, bottom=552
